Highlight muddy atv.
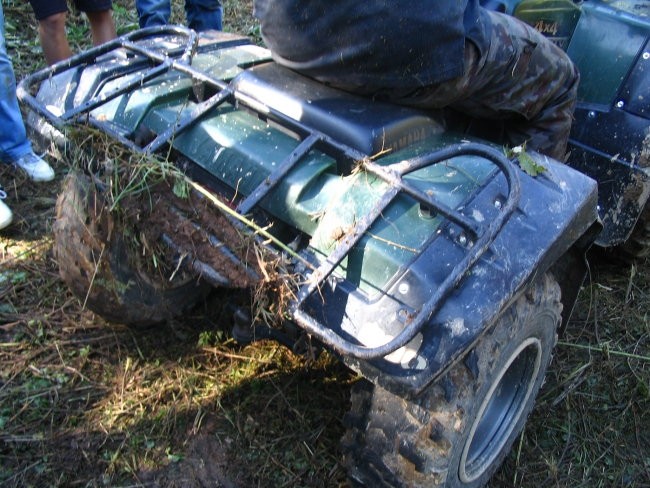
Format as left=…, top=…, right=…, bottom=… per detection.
left=17, top=0, right=649, bottom=486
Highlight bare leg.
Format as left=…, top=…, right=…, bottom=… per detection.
left=38, top=12, right=72, bottom=65
left=86, top=10, right=117, bottom=47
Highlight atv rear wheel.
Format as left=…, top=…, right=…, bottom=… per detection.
left=614, top=135, right=650, bottom=261
left=53, top=171, right=209, bottom=327
left=341, top=273, right=562, bottom=488
left=616, top=202, right=650, bottom=261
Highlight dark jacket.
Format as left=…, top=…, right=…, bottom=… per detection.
left=253, top=0, right=490, bottom=89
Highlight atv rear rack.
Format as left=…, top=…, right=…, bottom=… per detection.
left=18, top=27, right=521, bottom=360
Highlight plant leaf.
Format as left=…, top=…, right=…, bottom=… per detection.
left=517, top=150, right=546, bottom=177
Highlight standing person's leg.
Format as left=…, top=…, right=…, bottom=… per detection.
left=28, top=0, right=72, bottom=65
left=0, top=4, right=54, bottom=182
left=36, top=13, right=72, bottom=64
left=76, top=0, right=117, bottom=46
left=185, top=0, right=222, bottom=31
left=0, top=6, right=32, bottom=163
left=86, top=10, right=116, bottom=45
left=135, top=0, right=171, bottom=28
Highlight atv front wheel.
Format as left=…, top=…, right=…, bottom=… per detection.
left=53, top=171, right=209, bottom=327
left=616, top=201, right=650, bottom=261
left=341, top=273, right=562, bottom=488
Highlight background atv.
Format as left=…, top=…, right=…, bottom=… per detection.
left=485, top=0, right=650, bottom=256
left=17, top=1, right=649, bottom=487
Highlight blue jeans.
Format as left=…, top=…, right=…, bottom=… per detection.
left=0, top=4, right=33, bottom=163
left=136, top=0, right=223, bottom=32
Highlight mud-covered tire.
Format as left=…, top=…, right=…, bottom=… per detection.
left=53, top=171, right=209, bottom=327
left=341, top=273, right=562, bottom=488
left=616, top=202, right=650, bottom=261
left=610, top=134, right=650, bottom=262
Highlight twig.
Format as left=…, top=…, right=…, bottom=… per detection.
left=557, top=341, right=650, bottom=362
left=82, top=243, right=106, bottom=311
left=188, top=180, right=315, bottom=270
left=625, top=263, right=636, bottom=305
left=366, top=232, right=418, bottom=253
left=168, top=251, right=188, bottom=282
left=201, top=346, right=273, bottom=364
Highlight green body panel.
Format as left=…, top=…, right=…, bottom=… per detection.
left=85, top=45, right=498, bottom=293
left=510, top=0, right=650, bottom=246
left=510, top=0, right=650, bottom=107
left=514, top=0, right=581, bottom=49
left=566, top=1, right=650, bottom=106
left=98, top=37, right=507, bottom=294
left=158, top=100, right=496, bottom=292
left=92, top=44, right=272, bottom=136
left=96, top=73, right=193, bottom=134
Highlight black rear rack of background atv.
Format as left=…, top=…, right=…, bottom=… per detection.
left=18, top=27, right=521, bottom=361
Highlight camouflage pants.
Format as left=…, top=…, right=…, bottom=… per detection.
left=365, top=11, right=580, bottom=161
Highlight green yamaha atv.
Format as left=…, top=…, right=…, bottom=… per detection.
left=17, top=1, right=649, bottom=486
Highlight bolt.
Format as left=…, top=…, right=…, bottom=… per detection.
left=419, top=203, right=436, bottom=220
left=397, top=308, right=409, bottom=322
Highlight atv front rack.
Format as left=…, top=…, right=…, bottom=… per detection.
left=18, top=27, right=521, bottom=361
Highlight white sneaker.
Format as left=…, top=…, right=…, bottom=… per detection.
left=14, top=152, right=55, bottom=182
left=0, top=199, right=12, bottom=230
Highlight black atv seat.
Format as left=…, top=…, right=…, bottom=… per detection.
left=231, top=63, right=444, bottom=155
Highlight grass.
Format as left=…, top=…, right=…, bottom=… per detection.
left=493, top=261, right=650, bottom=487
left=1, top=1, right=649, bottom=487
